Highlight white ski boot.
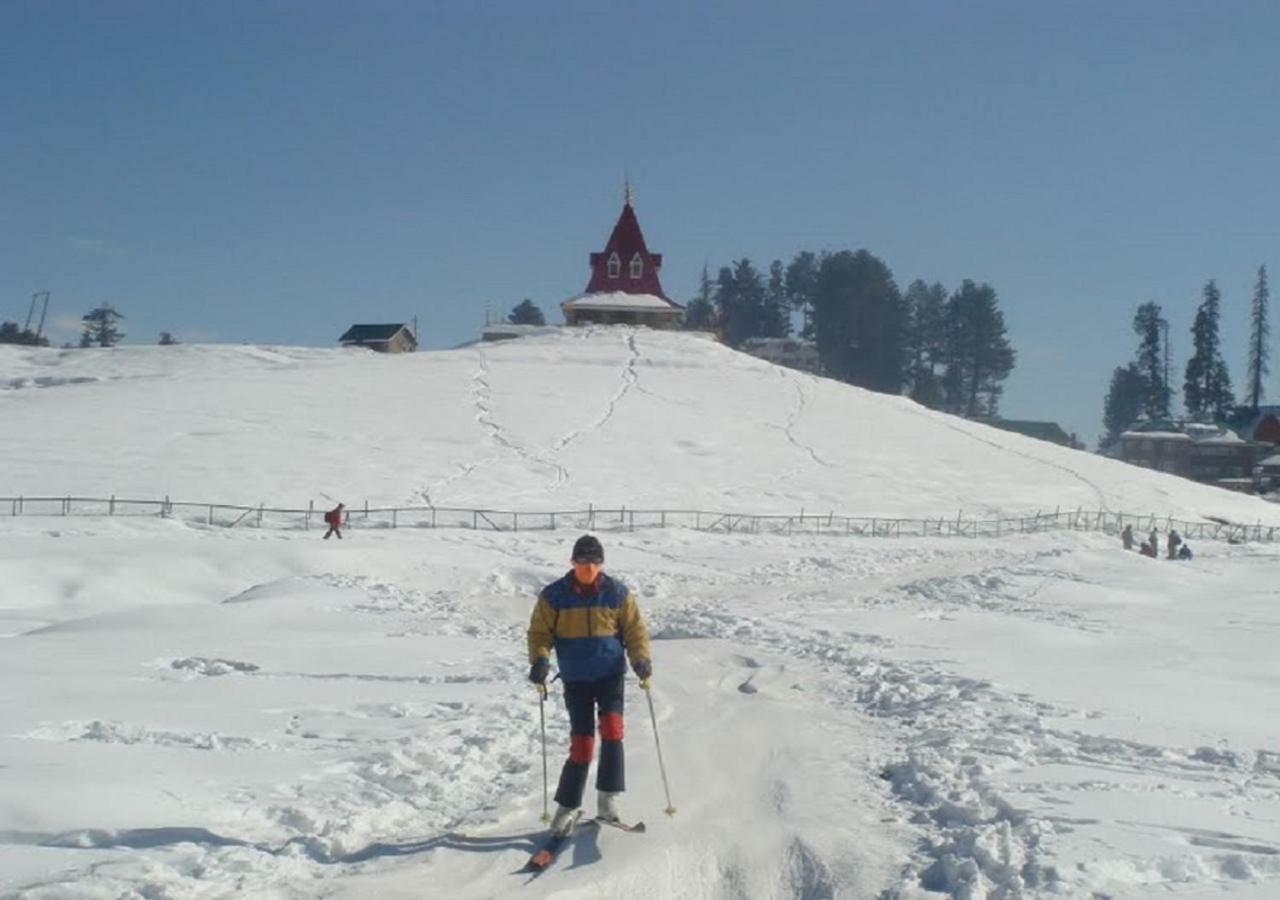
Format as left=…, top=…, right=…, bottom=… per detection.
left=549, top=804, right=580, bottom=836
left=597, top=790, right=622, bottom=823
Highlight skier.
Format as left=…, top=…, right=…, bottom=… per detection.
left=1178, top=543, right=1193, bottom=560
left=1166, top=529, right=1182, bottom=559
left=527, top=534, right=652, bottom=835
left=322, top=503, right=345, bottom=539
left=1121, top=524, right=1134, bottom=551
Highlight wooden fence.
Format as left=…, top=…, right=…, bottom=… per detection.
left=2, top=495, right=1278, bottom=544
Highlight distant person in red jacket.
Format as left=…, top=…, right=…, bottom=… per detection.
left=323, top=503, right=345, bottom=540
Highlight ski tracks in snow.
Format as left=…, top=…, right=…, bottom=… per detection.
left=420, top=348, right=568, bottom=505
left=647, top=547, right=1280, bottom=899
left=549, top=331, right=641, bottom=453
left=420, top=332, right=641, bottom=504
left=889, top=396, right=1111, bottom=513
left=775, top=368, right=835, bottom=470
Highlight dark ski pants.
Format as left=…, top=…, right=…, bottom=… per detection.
left=323, top=526, right=342, bottom=539
left=554, top=673, right=625, bottom=809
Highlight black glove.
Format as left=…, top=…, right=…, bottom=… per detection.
left=632, top=659, right=652, bottom=681
left=529, top=658, right=550, bottom=685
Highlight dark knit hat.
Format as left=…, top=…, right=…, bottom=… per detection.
left=571, top=534, right=604, bottom=563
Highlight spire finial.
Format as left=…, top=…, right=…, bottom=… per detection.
left=624, top=177, right=633, bottom=206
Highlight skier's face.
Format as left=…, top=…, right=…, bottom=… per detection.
left=571, top=559, right=602, bottom=584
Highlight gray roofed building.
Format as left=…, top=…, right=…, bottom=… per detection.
left=339, top=323, right=418, bottom=353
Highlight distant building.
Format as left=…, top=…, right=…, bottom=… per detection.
left=740, top=337, right=821, bottom=375
left=1258, top=451, right=1280, bottom=491
left=1232, top=405, right=1280, bottom=445
left=978, top=418, right=1082, bottom=449
left=339, top=323, right=418, bottom=353
left=479, top=323, right=559, bottom=343
left=560, top=185, right=684, bottom=329
left=1118, top=419, right=1265, bottom=486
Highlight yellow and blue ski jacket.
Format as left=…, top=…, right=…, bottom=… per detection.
left=528, top=572, right=651, bottom=682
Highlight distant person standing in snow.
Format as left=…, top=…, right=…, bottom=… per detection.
left=1121, top=524, right=1134, bottom=551
left=1148, top=529, right=1158, bottom=553
left=322, top=503, right=345, bottom=539
left=1139, top=539, right=1157, bottom=558
left=1166, top=530, right=1182, bottom=559
left=527, top=534, right=652, bottom=834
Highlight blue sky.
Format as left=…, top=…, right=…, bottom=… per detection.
left=3, top=1, right=1279, bottom=443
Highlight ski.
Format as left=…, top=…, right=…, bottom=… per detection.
left=591, top=816, right=646, bottom=833
left=524, top=811, right=582, bottom=872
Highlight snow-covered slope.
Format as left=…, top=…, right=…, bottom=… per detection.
left=2, top=328, right=1276, bottom=523
left=3, top=328, right=1279, bottom=899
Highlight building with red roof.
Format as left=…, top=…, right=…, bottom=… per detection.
left=561, top=186, right=684, bottom=328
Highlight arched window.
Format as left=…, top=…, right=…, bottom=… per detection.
left=630, top=253, right=643, bottom=279
left=608, top=252, right=621, bottom=278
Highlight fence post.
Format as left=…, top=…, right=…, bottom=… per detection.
left=208, top=505, right=213, bottom=525
left=661, top=511, right=666, bottom=528
left=258, top=504, right=264, bottom=527
left=365, top=499, right=369, bottom=520
left=307, top=499, right=313, bottom=530
left=550, top=512, right=556, bottom=530
left=514, top=512, right=519, bottom=531
left=696, top=511, right=701, bottom=530
left=109, top=495, right=115, bottom=516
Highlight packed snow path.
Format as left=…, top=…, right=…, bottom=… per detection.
left=2, top=522, right=1278, bottom=898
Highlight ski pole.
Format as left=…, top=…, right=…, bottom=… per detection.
left=642, top=681, right=677, bottom=816
left=537, top=683, right=550, bottom=823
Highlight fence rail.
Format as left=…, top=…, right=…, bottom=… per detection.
left=3, top=495, right=1278, bottom=544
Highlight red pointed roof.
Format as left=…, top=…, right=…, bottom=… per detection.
left=585, top=201, right=670, bottom=300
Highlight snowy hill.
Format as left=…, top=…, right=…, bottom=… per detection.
left=2, top=328, right=1277, bottom=523
left=2, top=328, right=1279, bottom=899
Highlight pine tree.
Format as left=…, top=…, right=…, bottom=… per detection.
left=764, top=260, right=792, bottom=338
left=508, top=299, right=546, bottom=326
left=716, top=259, right=767, bottom=348
left=684, top=264, right=717, bottom=330
left=1101, top=364, right=1146, bottom=449
left=80, top=304, right=125, bottom=347
left=943, top=280, right=1016, bottom=417
left=158, top=332, right=179, bottom=345
left=1246, top=264, right=1270, bottom=411
left=903, top=280, right=947, bottom=409
left=0, top=322, right=50, bottom=346
left=1183, top=280, right=1235, bottom=420
left=784, top=251, right=820, bottom=340
left=1132, top=302, right=1171, bottom=419
left=812, top=250, right=906, bottom=393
